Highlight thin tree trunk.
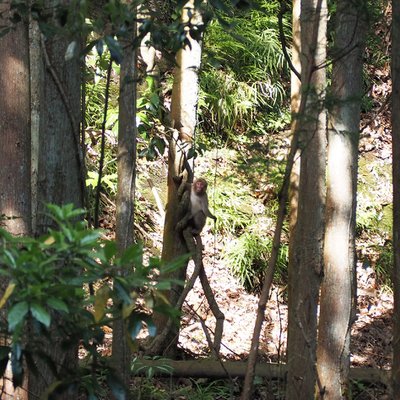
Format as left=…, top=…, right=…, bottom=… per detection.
left=240, top=2, right=326, bottom=397
left=113, top=32, right=138, bottom=389
left=288, top=0, right=301, bottom=341
left=392, top=0, right=400, bottom=397
left=316, top=2, right=365, bottom=398
left=286, top=0, right=327, bottom=399
left=151, top=0, right=203, bottom=357
left=0, top=3, right=31, bottom=399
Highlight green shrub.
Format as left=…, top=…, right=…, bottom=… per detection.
left=0, top=204, right=181, bottom=397
left=225, top=231, right=288, bottom=293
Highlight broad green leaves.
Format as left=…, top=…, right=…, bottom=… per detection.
left=8, top=302, right=29, bottom=331
left=0, top=204, right=184, bottom=397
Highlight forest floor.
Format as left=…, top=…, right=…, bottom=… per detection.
left=168, top=123, right=394, bottom=399
left=94, top=128, right=394, bottom=399
left=94, top=66, right=394, bottom=399
left=94, top=145, right=394, bottom=400
left=162, top=112, right=394, bottom=372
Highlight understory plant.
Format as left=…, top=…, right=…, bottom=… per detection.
left=226, top=230, right=288, bottom=293
left=0, top=204, right=181, bottom=398
left=199, top=0, right=290, bottom=141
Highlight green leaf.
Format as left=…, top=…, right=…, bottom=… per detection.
left=0, top=282, right=15, bottom=309
left=105, top=36, right=122, bottom=64
left=3, top=249, right=17, bottom=268
left=94, top=285, right=111, bottom=323
left=30, top=303, right=51, bottom=328
left=96, top=39, right=104, bottom=56
left=46, top=298, right=69, bottom=313
left=114, top=280, right=132, bottom=305
left=103, top=241, right=117, bottom=261
left=8, top=302, right=29, bottom=331
left=80, top=231, right=101, bottom=247
left=120, top=243, right=143, bottom=266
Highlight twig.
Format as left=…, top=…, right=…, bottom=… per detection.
left=278, top=1, right=301, bottom=81
left=94, top=60, right=113, bottom=229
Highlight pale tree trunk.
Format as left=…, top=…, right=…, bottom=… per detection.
left=289, top=0, right=301, bottom=205
left=392, top=0, right=400, bottom=397
left=151, top=0, right=203, bottom=356
left=286, top=0, right=327, bottom=399
left=30, top=19, right=41, bottom=234
left=0, top=3, right=31, bottom=399
left=316, top=2, right=365, bottom=398
left=290, top=0, right=301, bottom=119
left=113, top=32, right=137, bottom=388
left=30, top=4, right=83, bottom=398
left=288, top=0, right=301, bottom=321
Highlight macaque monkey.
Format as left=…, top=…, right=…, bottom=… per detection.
left=176, top=178, right=217, bottom=235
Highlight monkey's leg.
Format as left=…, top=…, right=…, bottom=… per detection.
left=173, top=228, right=201, bottom=310
left=199, top=263, right=225, bottom=357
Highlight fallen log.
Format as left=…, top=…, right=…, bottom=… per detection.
left=131, top=359, right=391, bottom=385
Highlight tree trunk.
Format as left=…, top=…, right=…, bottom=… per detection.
left=0, top=3, right=31, bottom=399
left=0, top=3, right=32, bottom=237
left=316, top=2, right=365, bottom=398
left=288, top=0, right=301, bottom=331
left=151, top=0, right=203, bottom=357
left=35, top=32, right=83, bottom=232
left=30, top=8, right=83, bottom=398
left=286, top=0, right=327, bottom=399
left=392, top=0, right=400, bottom=397
left=113, top=31, right=137, bottom=389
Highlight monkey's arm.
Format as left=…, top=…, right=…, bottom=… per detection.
left=203, top=197, right=217, bottom=221
left=175, top=190, right=192, bottom=231
left=177, top=181, right=191, bottom=199
left=206, top=210, right=217, bottom=221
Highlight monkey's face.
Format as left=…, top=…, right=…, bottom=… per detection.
left=194, top=179, right=207, bottom=195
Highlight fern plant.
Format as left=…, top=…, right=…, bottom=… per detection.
left=199, top=0, right=290, bottom=140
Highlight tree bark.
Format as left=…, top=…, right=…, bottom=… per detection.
left=36, top=37, right=83, bottom=233
left=151, top=0, right=203, bottom=357
left=113, top=30, right=138, bottom=389
left=286, top=0, right=327, bottom=399
left=0, top=3, right=31, bottom=399
left=392, top=0, right=400, bottom=397
left=0, top=2, right=32, bottom=237
left=288, top=0, right=301, bottom=334
left=30, top=5, right=83, bottom=398
left=316, top=2, right=365, bottom=398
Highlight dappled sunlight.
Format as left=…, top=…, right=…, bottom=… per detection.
left=3, top=55, right=28, bottom=109
left=0, top=205, right=30, bottom=236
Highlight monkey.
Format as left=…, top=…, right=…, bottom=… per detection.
left=176, top=177, right=217, bottom=236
